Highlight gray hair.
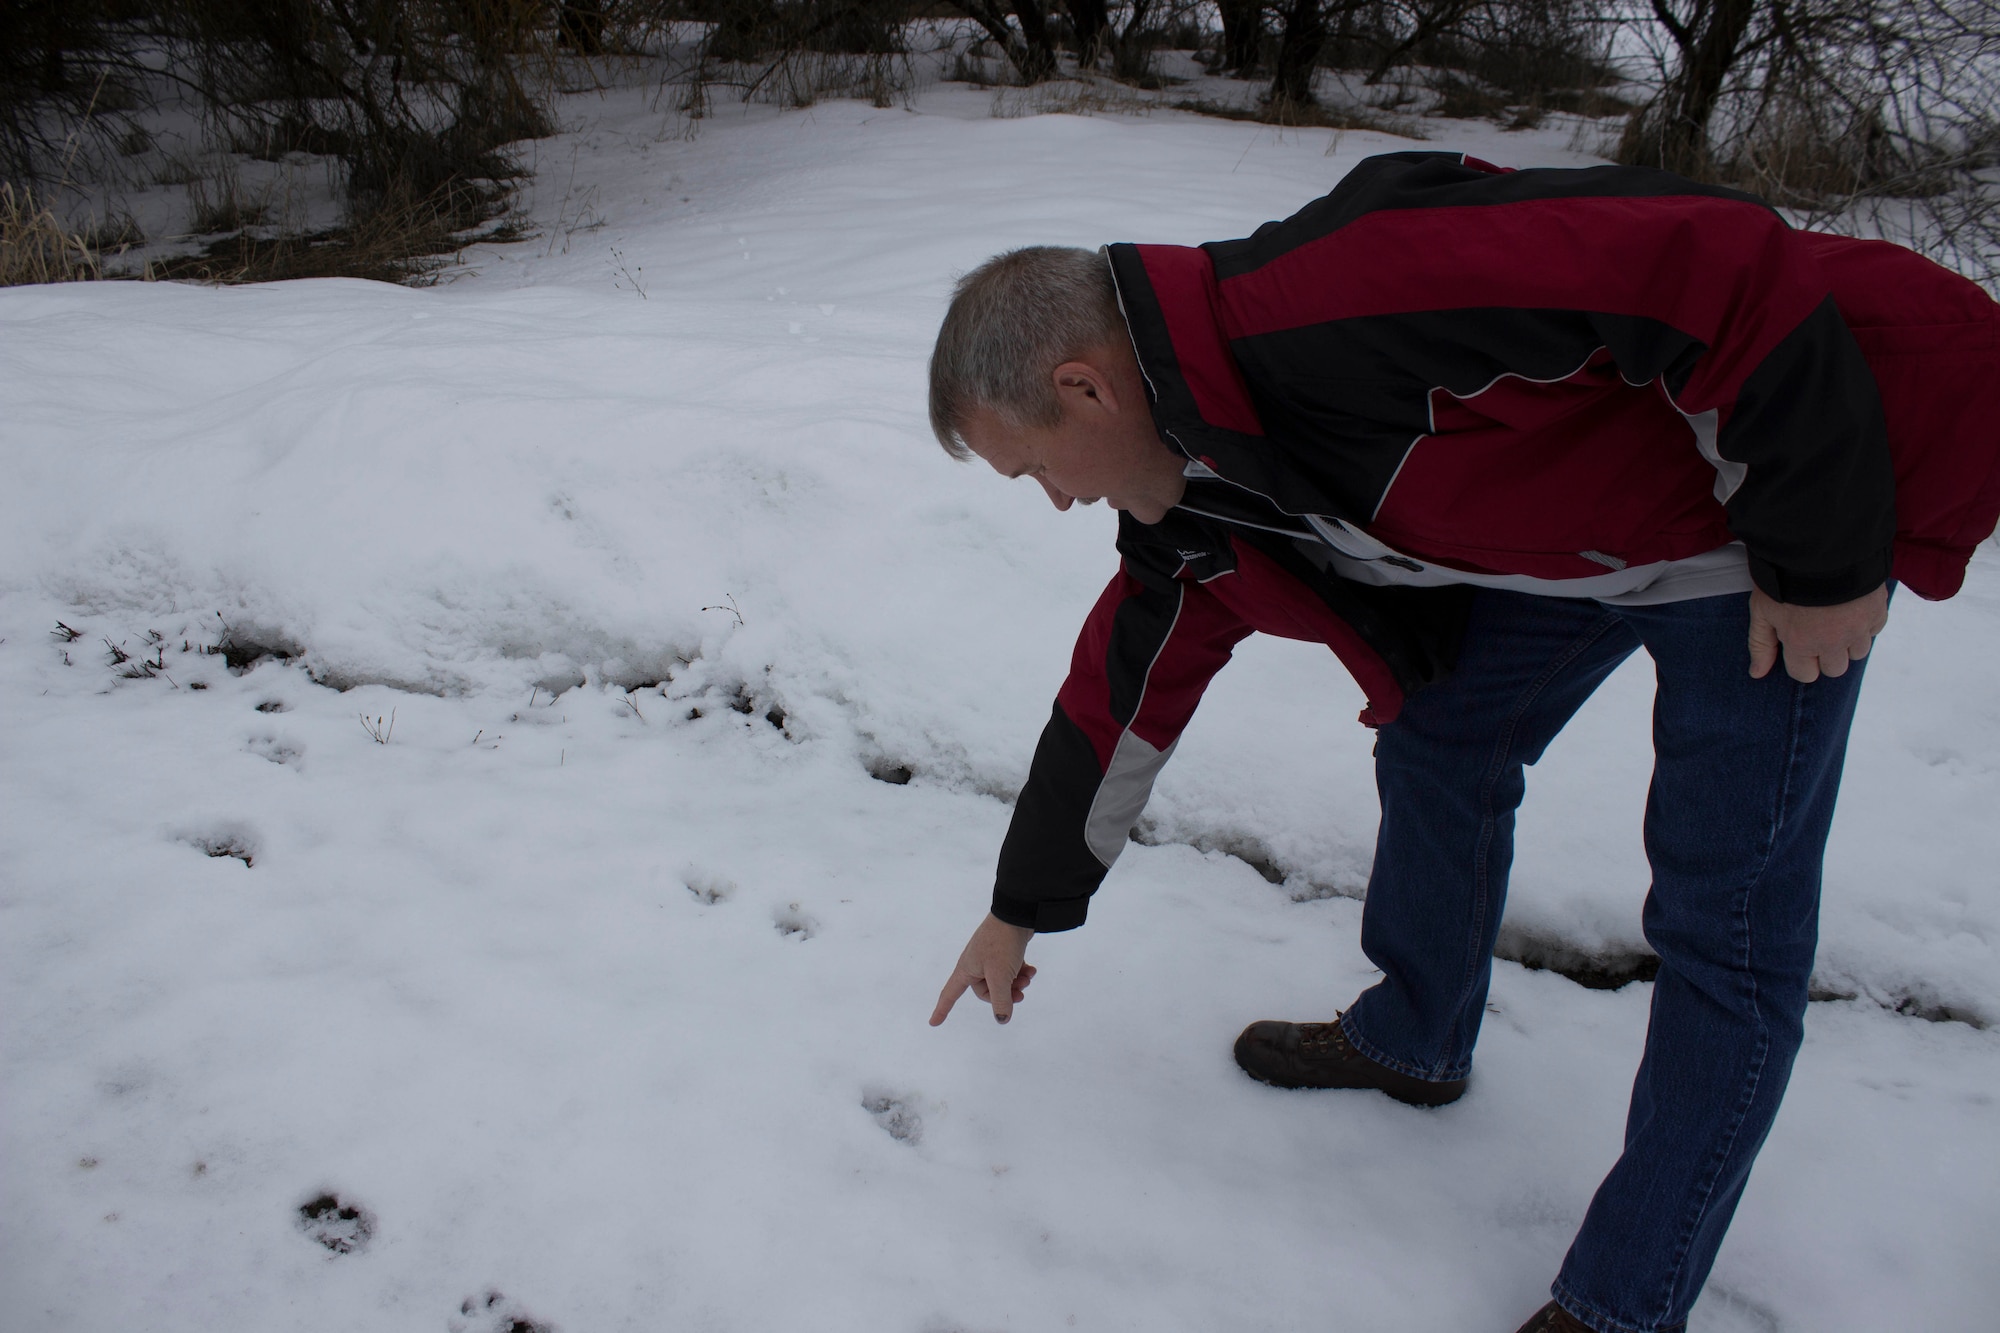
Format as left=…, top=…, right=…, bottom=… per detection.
left=927, top=245, right=1126, bottom=459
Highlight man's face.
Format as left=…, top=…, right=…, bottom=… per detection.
left=958, top=345, right=1188, bottom=525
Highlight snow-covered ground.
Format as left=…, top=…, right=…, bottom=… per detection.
left=3, top=80, right=1997, bottom=1333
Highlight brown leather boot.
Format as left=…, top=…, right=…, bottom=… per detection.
left=1511, top=1301, right=1593, bottom=1333
left=1231, top=1017, right=1467, bottom=1106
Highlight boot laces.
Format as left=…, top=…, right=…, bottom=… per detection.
left=1296, top=1020, right=1347, bottom=1055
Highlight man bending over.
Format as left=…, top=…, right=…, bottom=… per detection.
left=923, top=152, right=2000, bottom=1333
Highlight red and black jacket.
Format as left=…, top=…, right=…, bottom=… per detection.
left=991, top=151, right=2000, bottom=934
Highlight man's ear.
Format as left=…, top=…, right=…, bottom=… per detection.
left=1051, top=358, right=1122, bottom=416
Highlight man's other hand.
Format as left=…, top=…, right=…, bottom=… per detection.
left=1748, top=584, right=1890, bottom=683
left=930, top=913, right=1036, bottom=1026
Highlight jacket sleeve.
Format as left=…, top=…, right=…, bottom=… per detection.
left=1594, top=208, right=1899, bottom=604
left=991, top=559, right=1253, bottom=932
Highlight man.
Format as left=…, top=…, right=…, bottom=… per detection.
left=922, top=152, right=2000, bottom=1332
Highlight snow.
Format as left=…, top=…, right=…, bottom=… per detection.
left=3, top=78, right=1998, bottom=1333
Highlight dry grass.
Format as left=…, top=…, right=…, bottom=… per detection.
left=1, top=183, right=100, bottom=285
left=990, top=77, right=1158, bottom=118
left=1173, top=94, right=1423, bottom=136
left=5, top=169, right=525, bottom=289
left=187, top=165, right=273, bottom=235
left=147, top=178, right=528, bottom=285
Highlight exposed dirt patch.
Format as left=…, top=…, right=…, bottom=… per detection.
left=1495, top=931, right=1661, bottom=991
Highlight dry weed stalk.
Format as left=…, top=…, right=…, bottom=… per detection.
left=0, top=182, right=99, bottom=285
left=359, top=708, right=397, bottom=745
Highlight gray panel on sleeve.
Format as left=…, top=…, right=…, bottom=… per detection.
left=1083, top=729, right=1179, bottom=868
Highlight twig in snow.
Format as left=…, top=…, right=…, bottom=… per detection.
left=359, top=708, right=396, bottom=745
left=607, top=245, right=646, bottom=299
left=51, top=621, right=81, bottom=642
left=105, top=636, right=161, bottom=678
left=701, top=593, right=745, bottom=627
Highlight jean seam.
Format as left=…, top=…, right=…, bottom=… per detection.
left=1432, top=608, right=1627, bottom=1078
left=1337, top=1012, right=1465, bottom=1083
left=1550, top=1277, right=1686, bottom=1333
left=1348, top=608, right=1627, bottom=1083
left=1641, top=676, right=1805, bottom=1324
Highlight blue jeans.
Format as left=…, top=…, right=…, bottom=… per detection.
left=1340, top=588, right=1873, bottom=1333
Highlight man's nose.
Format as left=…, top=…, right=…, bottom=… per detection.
left=1035, top=475, right=1074, bottom=511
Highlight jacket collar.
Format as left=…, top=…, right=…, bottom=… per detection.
left=1106, top=242, right=1354, bottom=520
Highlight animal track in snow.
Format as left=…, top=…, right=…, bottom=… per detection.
left=247, top=733, right=303, bottom=765
left=450, top=1288, right=555, bottom=1333
left=773, top=902, right=816, bottom=939
left=179, top=823, right=260, bottom=867
left=296, top=1191, right=374, bottom=1254
left=862, top=1090, right=923, bottom=1145
left=684, top=870, right=735, bottom=905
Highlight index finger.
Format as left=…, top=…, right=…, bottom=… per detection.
left=929, top=972, right=971, bottom=1027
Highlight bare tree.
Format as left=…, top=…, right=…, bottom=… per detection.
left=1067, top=0, right=1116, bottom=67
left=1269, top=0, right=1329, bottom=106
left=952, top=0, right=1060, bottom=80
left=1217, top=0, right=1264, bottom=73
left=1618, top=0, right=1761, bottom=173
left=1617, top=0, right=2000, bottom=283
left=1358, top=0, right=1480, bottom=84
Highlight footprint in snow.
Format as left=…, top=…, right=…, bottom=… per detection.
left=296, top=1191, right=374, bottom=1254
left=863, top=1090, right=923, bottom=1145
left=684, top=871, right=734, bottom=905
left=867, top=758, right=914, bottom=785
left=774, top=902, right=816, bottom=939
left=450, top=1288, right=556, bottom=1333
left=247, top=733, right=303, bottom=765
left=179, top=823, right=260, bottom=867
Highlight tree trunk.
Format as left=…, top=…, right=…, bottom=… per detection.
left=1363, top=0, right=1472, bottom=85
left=1269, top=0, right=1326, bottom=108
left=951, top=0, right=1055, bottom=82
left=557, top=2, right=606, bottom=55
left=1325, top=0, right=1358, bottom=70
left=1010, top=0, right=1061, bottom=81
left=1066, top=0, right=1113, bottom=68
left=1218, top=0, right=1262, bottom=75
left=37, top=3, right=68, bottom=93
left=1620, top=0, right=1761, bottom=174
left=1111, top=0, right=1156, bottom=80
